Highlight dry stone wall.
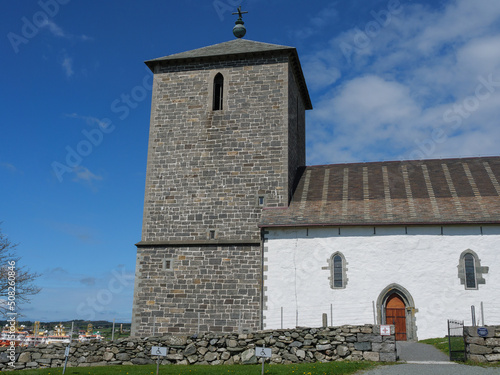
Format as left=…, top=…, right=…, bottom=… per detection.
left=465, top=325, right=500, bottom=363
left=0, top=325, right=396, bottom=371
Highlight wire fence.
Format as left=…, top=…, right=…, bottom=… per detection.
left=264, top=300, right=376, bottom=330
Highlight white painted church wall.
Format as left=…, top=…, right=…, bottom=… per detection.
left=263, top=225, right=500, bottom=340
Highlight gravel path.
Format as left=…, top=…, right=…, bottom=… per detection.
left=397, top=341, right=450, bottom=362
left=355, top=341, right=500, bottom=375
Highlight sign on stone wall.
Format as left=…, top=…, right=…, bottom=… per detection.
left=380, top=325, right=391, bottom=335
left=151, top=346, right=168, bottom=356
left=255, top=347, right=272, bottom=358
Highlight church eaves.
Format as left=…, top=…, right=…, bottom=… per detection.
left=260, top=156, right=500, bottom=227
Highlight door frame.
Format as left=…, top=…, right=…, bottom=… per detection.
left=376, top=284, right=418, bottom=341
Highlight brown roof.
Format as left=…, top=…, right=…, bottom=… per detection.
left=260, top=157, right=500, bottom=227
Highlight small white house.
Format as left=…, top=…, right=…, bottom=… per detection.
left=260, top=158, right=500, bottom=340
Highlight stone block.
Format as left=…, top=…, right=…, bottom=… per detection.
left=354, top=342, right=372, bottom=351
left=282, top=353, right=299, bottom=362
left=466, top=336, right=485, bottom=345
left=296, top=349, right=306, bottom=359
left=485, top=353, right=500, bottom=362
left=337, top=345, right=350, bottom=357
left=468, top=354, right=487, bottom=363
left=357, top=334, right=382, bottom=343
left=485, top=338, right=500, bottom=347
left=363, top=352, right=380, bottom=361
left=183, top=343, right=197, bottom=356
left=131, top=357, right=154, bottom=365
left=316, top=344, right=332, bottom=351
left=102, top=352, right=114, bottom=361
left=379, top=352, right=397, bottom=362
left=115, top=353, right=130, bottom=361
left=241, top=349, right=257, bottom=364
left=469, top=344, right=493, bottom=355
left=372, top=342, right=396, bottom=353
left=204, top=352, right=218, bottom=362
left=18, top=352, right=31, bottom=363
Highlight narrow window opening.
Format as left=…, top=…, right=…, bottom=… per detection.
left=333, top=255, right=343, bottom=288
left=464, top=253, right=476, bottom=289
left=213, top=73, right=224, bottom=110
left=209, top=230, right=216, bottom=240
left=163, top=259, right=173, bottom=271
left=258, top=196, right=265, bottom=206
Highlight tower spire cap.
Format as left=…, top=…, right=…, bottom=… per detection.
left=232, top=6, right=248, bottom=38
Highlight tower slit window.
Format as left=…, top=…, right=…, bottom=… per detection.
left=213, top=73, right=224, bottom=110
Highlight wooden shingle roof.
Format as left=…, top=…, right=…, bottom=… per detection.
left=260, top=157, right=500, bottom=227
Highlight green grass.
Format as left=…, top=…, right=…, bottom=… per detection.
left=4, top=361, right=381, bottom=375
left=419, top=337, right=450, bottom=355
left=420, top=336, right=465, bottom=361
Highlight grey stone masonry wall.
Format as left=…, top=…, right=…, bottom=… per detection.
left=464, top=325, right=500, bottom=362
left=133, top=49, right=308, bottom=336
left=287, top=62, right=306, bottom=202
left=132, top=244, right=262, bottom=336
left=1, top=325, right=396, bottom=371
left=141, top=54, right=305, bottom=243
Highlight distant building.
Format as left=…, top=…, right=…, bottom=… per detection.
left=131, top=37, right=500, bottom=340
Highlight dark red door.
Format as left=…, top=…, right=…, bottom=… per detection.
left=385, top=293, right=406, bottom=341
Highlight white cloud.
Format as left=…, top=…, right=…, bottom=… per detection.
left=72, top=166, right=103, bottom=185
left=39, top=19, right=67, bottom=38
left=288, top=3, right=339, bottom=41
left=61, top=55, right=74, bottom=77
left=304, top=0, right=500, bottom=165
left=64, top=113, right=111, bottom=130
left=0, top=162, right=17, bottom=172
left=303, top=57, right=341, bottom=91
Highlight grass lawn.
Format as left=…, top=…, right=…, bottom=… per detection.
left=5, top=361, right=381, bottom=375
left=419, top=337, right=450, bottom=355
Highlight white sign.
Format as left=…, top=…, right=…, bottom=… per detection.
left=255, top=347, right=272, bottom=358
left=380, top=325, right=391, bottom=336
left=64, top=346, right=70, bottom=357
left=151, top=346, right=168, bottom=356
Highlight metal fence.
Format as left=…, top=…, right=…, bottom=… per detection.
left=447, top=319, right=466, bottom=361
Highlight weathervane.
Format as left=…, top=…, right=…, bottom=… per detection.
left=232, top=6, right=248, bottom=38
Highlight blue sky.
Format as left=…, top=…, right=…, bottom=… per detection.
left=1, top=0, right=500, bottom=323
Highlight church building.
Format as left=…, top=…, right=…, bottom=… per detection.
left=131, top=16, right=500, bottom=341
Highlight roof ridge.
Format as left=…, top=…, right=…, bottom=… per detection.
left=146, top=39, right=294, bottom=63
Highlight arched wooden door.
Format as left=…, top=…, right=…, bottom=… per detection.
left=385, top=293, right=406, bottom=341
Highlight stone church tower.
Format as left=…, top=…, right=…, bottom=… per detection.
left=131, top=38, right=312, bottom=335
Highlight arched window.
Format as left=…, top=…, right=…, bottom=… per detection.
left=213, top=73, right=224, bottom=110
left=464, top=253, right=476, bottom=289
left=329, top=252, right=347, bottom=289
left=458, top=249, right=488, bottom=290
